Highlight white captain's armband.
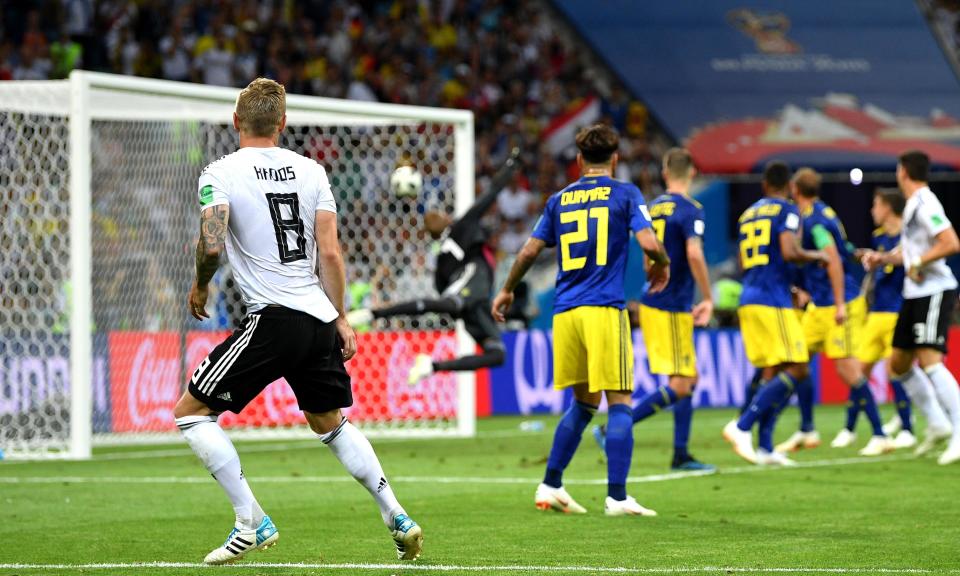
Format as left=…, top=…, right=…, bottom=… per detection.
left=785, top=213, right=800, bottom=231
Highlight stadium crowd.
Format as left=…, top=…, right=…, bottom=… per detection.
left=0, top=0, right=668, bottom=325
left=0, top=1, right=663, bottom=234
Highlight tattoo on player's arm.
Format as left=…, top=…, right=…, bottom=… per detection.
left=195, top=205, right=229, bottom=286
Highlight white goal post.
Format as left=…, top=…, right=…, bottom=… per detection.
left=0, top=71, right=476, bottom=460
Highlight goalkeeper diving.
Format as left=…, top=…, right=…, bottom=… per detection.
left=348, top=147, right=522, bottom=384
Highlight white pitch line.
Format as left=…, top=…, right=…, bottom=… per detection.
left=0, top=562, right=953, bottom=574
left=0, top=428, right=551, bottom=466
left=0, top=453, right=916, bottom=486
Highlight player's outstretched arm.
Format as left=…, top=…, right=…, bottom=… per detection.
left=686, top=237, right=713, bottom=326
left=189, top=204, right=229, bottom=320
left=780, top=231, right=827, bottom=266
left=461, top=147, right=522, bottom=226
left=908, top=226, right=960, bottom=281
left=316, top=210, right=357, bottom=361
left=861, top=244, right=902, bottom=270
left=492, top=237, right=545, bottom=322
left=635, top=228, right=670, bottom=293
left=821, top=243, right=847, bottom=324
left=806, top=223, right=845, bottom=324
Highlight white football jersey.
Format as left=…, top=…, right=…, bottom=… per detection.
left=901, top=186, right=958, bottom=299
left=198, top=147, right=339, bottom=322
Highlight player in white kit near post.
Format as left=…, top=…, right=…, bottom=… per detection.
left=172, top=78, right=422, bottom=564
left=863, top=150, right=960, bottom=465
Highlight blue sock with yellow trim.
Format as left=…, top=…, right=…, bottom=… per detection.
left=741, top=369, right=764, bottom=415
left=758, top=404, right=778, bottom=452
left=853, top=378, right=885, bottom=437
left=631, top=385, right=678, bottom=423
left=543, top=400, right=597, bottom=488
left=605, top=404, right=633, bottom=501
left=737, top=372, right=797, bottom=432
left=796, top=376, right=815, bottom=433
left=760, top=396, right=790, bottom=451
left=844, top=387, right=861, bottom=432
left=672, top=396, right=693, bottom=459
left=891, top=377, right=913, bottom=433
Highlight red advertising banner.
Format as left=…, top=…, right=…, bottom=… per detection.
left=108, top=332, right=181, bottom=432
left=108, top=329, right=461, bottom=434
left=348, top=330, right=459, bottom=422
left=819, top=328, right=960, bottom=405
left=185, top=329, right=460, bottom=426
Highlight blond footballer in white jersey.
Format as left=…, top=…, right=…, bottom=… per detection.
left=863, top=150, right=960, bottom=465
left=171, top=78, right=423, bottom=565
left=197, top=146, right=339, bottom=322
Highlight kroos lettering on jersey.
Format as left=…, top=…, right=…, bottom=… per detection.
left=197, top=147, right=339, bottom=323
left=254, top=166, right=296, bottom=182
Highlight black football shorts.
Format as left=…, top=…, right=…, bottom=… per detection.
left=188, top=306, right=352, bottom=414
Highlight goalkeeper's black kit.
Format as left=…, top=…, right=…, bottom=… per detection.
left=372, top=153, right=522, bottom=372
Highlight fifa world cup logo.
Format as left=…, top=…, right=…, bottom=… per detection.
left=727, top=9, right=802, bottom=55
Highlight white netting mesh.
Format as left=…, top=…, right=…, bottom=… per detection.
left=0, top=109, right=72, bottom=456
left=0, top=76, right=473, bottom=458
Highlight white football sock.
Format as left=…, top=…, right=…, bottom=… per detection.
left=321, top=418, right=405, bottom=529
left=176, top=415, right=265, bottom=530
left=898, top=367, right=951, bottom=432
left=924, top=363, right=960, bottom=440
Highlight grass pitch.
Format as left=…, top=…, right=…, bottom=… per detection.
left=1, top=406, right=958, bottom=575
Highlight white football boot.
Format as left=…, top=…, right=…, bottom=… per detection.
left=830, top=428, right=857, bottom=448
left=391, top=513, right=423, bottom=560
left=882, top=414, right=903, bottom=437
left=346, top=308, right=374, bottom=326
left=775, top=430, right=820, bottom=453
left=891, top=430, right=917, bottom=449
left=938, top=438, right=960, bottom=466
left=915, top=426, right=953, bottom=456
left=756, top=449, right=797, bottom=466
left=534, top=483, right=587, bottom=514
left=859, top=436, right=893, bottom=456
left=204, top=516, right=279, bottom=565
left=722, top=420, right=758, bottom=464
left=407, top=354, right=435, bottom=385
left=604, top=496, right=657, bottom=517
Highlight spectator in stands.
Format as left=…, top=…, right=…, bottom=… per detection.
left=195, top=26, right=235, bottom=87
left=497, top=173, right=534, bottom=223
left=0, top=0, right=665, bottom=329
left=50, top=28, right=83, bottom=79
left=14, top=45, right=51, bottom=81
left=498, top=220, right=530, bottom=256
left=0, top=43, right=13, bottom=81
left=160, top=26, right=192, bottom=82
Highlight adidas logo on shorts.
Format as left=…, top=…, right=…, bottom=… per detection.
left=217, top=392, right=233, bottom=401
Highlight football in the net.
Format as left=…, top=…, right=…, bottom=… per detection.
left=390, top=165, right=423, bottom=198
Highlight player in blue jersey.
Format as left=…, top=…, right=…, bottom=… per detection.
left=493, top=124, right=670, bottom=516
left=841, top=188, right=916, bottom=448
left=591, top=148, right=715, bottom=471
left=777, top=168, right=891, bottom=457
left=723, top=161, right=829, bottom=465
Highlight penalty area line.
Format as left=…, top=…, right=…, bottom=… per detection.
left=0, top=562, right=952, bottom=574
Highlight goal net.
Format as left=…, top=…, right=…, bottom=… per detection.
left=0, top=72, right=476, bottom=459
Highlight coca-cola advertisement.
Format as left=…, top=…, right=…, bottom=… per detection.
left=108, top=332, right=181, bottom=432
left=104, top=329, right=462, bottom=433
